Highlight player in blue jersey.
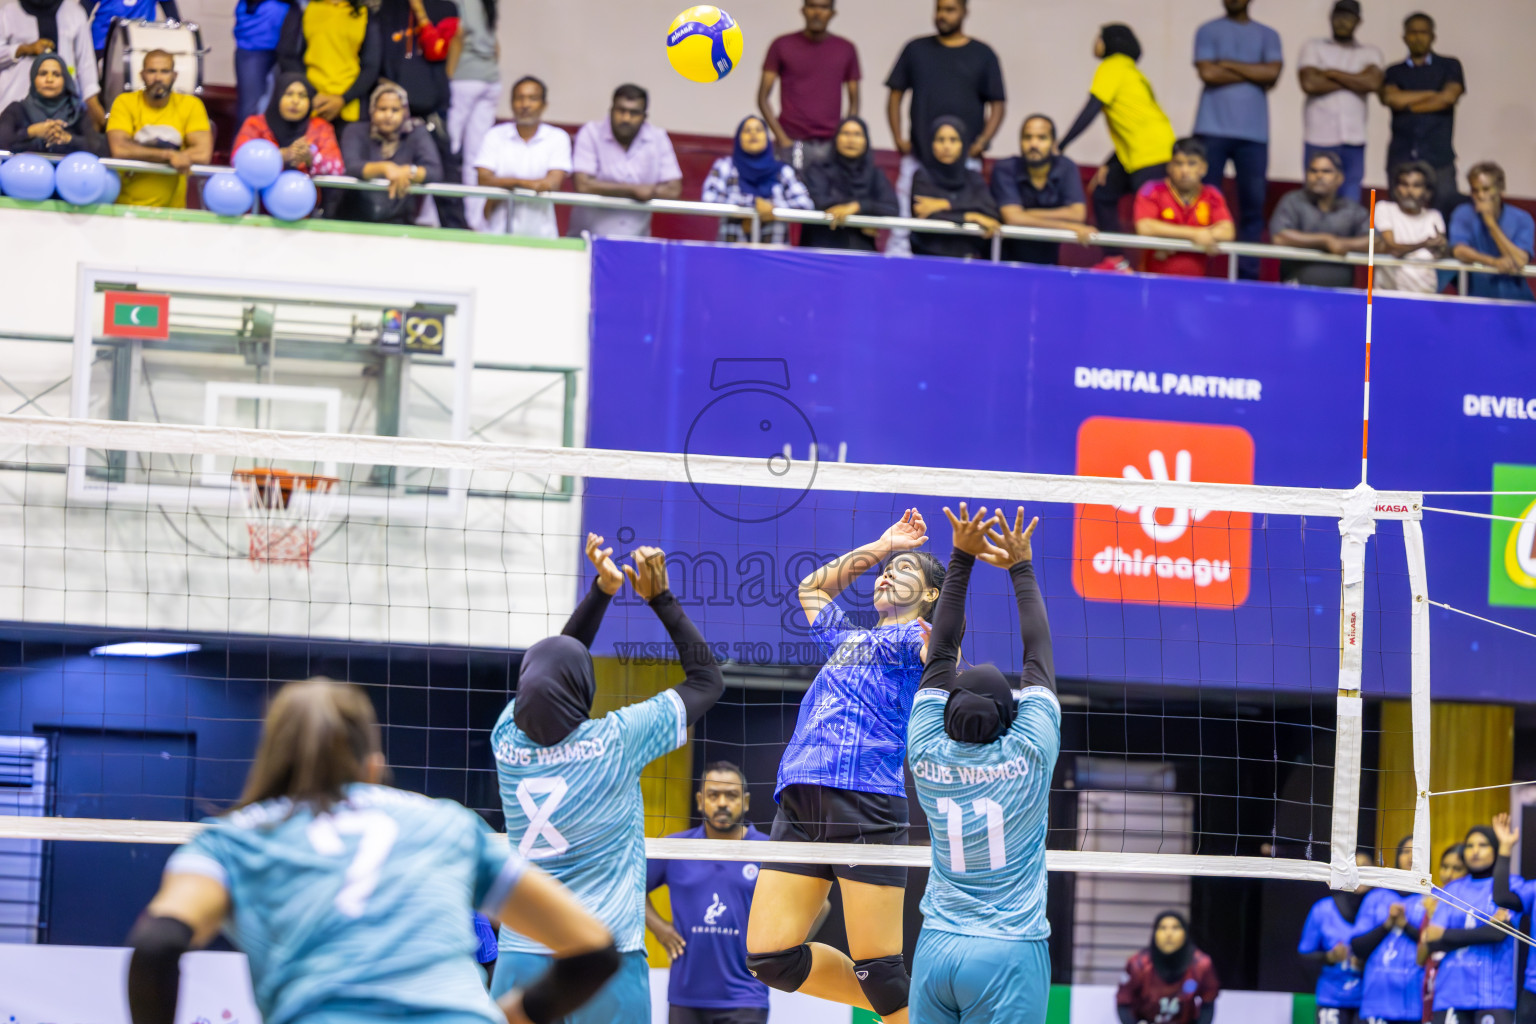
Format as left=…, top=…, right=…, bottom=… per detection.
left=125, top=678, right=619, bottom=1024
left=1299, top=851, right=1373, bottom=1024
left=1351, top=837, right=1424, bottom=1024
left=745, top=509, right=944, bottom=1024
left=491, top=535, right=725, bottom=1024
left=1420, top=825, right=1523, bottom=1024
left=1489, top=814, right=1536, bottom=1024
left=906, top=504, right=1062, bottom=1024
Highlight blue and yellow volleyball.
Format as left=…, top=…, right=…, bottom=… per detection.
left=666, top=6, right=744, bottom=83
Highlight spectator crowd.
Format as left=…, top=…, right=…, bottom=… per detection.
left=0, top=0, right=1530, bottom=297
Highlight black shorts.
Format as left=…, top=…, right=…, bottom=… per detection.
left=1520, top=990, right=1536, bottom=1024
left=1434, top=1010, right=1515, bottom=1024
left=1317, top=1009, right=1359, bottom=1024
left=765, top=783, right=909, bottom=888
left=669, top=1007, right=769, bottom=1024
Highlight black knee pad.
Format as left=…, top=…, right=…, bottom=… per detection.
left=854, top=954, right=910, bottom=1017
left=745, top=944, right=813, bottom=992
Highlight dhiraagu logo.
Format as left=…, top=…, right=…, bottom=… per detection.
left=1490, top=464, right=1536, bottom=608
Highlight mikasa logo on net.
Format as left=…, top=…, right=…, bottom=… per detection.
left=1073, top=417, right=1256, bottom=607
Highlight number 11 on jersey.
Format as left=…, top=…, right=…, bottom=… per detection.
left=936, top=797, right=1007, bottom=873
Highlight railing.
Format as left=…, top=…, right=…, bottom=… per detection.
left=5, top=149, right=1530, bottom=294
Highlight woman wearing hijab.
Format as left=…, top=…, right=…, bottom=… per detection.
left=1418, top=823, right=1525, bottom=1024
left=1116, top=911, right=1221, bottom=1024
left=337, top=80, right=441, bottom=223
left=0, top=53, right=105, bottom=154
left=232, top=72, right=344, bottom=177
left=0, top=0, right=104, bottom=126
left=1057, top=24, right=1177, bottom=271
left=234, top=0, right=297, bottom=122
left=1352, top=837, right=1425, bottom=1024
left=701, top=114, right=813, bottom=245
left=801, top=116, right=898, bottom=252
left=488, top=534, right=724, bottom=1024
left=1298, top=851, right=1372, bottom=1024
left=909, top=115, right=1000, bottom=261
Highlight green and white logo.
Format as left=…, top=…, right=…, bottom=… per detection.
left=1489, top=464, right=1536, bottom=608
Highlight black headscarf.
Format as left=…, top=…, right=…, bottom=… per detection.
left=920, top=115, right=972, bottom=194
left=1101, top=24, right=1143, bottom=62
left=943, top=664, right=1018, bottom=744
left=1331, top=889, right=1365, bottom=922
left=1149, top=911, right=1194, bottom=983
left=264, top=72, right=314, bottom=150
left=513, top=635, right=595, bottom=747
left=18, top=0, right=62, bottom=53
left=1463, top=825, right=1498, bottom=879
left=20, top=53, right=82, bottom=127
left=813, top=116, right=886, bottom=206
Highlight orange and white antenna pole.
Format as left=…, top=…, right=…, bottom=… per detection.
left=1361, top=188, right=1376, bottom=486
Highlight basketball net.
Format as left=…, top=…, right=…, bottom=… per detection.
left=232, top=468, right=338, bottom=569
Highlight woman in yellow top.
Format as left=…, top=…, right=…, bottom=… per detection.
left=276, top=0, right=381, bottom=123
left=1058, top=24, right=1177, bottom=271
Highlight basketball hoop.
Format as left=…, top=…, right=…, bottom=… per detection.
left=232, top=468, right=339, bottom=568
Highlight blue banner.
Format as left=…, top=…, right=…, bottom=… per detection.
left=585, top=239, right=1536, bottom=701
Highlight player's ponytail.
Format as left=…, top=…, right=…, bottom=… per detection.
left=236, top=677, right=382, bottom=813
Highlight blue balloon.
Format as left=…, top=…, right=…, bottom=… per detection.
left=233, top=139, right=283, bottom=190
left=261, top=170, right=317, bottom=222
left=202, top=172, right=256, bottom=217
left=97, top=167, right=121, bottom=205
left=55, top=151, right=106, bottom=205
left=0, top=153, right=56, bottom=202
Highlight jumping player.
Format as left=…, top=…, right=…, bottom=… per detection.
left=745, top=509, right=943, bottom=1024
left=491, top=534, right=725, bottom=1023
left=126, top=678, right=618, bottom=1024
left=906, top=504, right=1062, bottom=1024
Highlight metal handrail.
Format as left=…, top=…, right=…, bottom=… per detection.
left=3, top=149, right=1527, bottom=287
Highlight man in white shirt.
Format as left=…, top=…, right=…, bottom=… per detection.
left=474, top=76, right=571, bottom=238
left=1374, top=161, right=1448, bottom=294
left=569, top=83, right=683, bottom=238
left=1297, top=0, right=1383, bottom=203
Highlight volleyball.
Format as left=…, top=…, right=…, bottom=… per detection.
left=666, top=5, right=744, bottom=83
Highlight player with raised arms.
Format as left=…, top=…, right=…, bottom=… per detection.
left=907, top=504, right=1062, bottom=1024
left=125, top=677, right=618, bottom=1024
left=745, top=510, right=943, bottom=1024
left=490, top=534, right=725, bottom=1023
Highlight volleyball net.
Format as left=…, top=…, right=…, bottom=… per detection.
left=0, top=414, right=1431, bottom=909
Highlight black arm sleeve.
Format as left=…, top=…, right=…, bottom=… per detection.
left=1403, top=921, right=1420, bottom=942
left=561, top=581, right=614, bottom=648
left=520, top=943, right=622, bottom=1024
left=1298, top=950, right=1331, bottom=965
left=1118, top=1008, right=1138, bottom=1024
left=1197, top=1003, right=1215, bottom=1024
left=1494, top=854, right=1526, bottom=911
left=342, top=20, right=382, bottom=106
left=1351, top=921, right=1392, bottom=959
left=1058, top=95, right=1104, bottom=152
left=277, top=7, right=305, bottom=73
left=919, top=550, right=974, bottom=692
left=127, top=916, right=194, bottom=1024
left=1433, top=924, right=1509, bottom=951
left=649, top=590, right=724, bottom=725
left=1010, top=560, right=1056, bottom=693
left=159, top=0, right=182, bottom=21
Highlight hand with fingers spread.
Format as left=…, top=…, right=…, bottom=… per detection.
left=944, top=503, right=1008, bottom=560
left=880, top=507, right=930, bottom=553
left=1494, top=812, right=1520, bottom=856
left=979, top=506, right=1040, bottom=569
left=584, top=532, right=625, bottom=595
left=624, top=546, right=670, bottom=601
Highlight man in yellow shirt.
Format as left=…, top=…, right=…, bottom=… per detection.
left=1058, top=24, right=1177, bottom=271
left=106, top=50, right=213, bottom=208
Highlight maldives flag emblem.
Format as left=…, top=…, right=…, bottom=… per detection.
left=102, top=291, right=170, bottom=340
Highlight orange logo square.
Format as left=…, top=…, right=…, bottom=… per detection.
left=1072, top=416, right=1255, bottom=607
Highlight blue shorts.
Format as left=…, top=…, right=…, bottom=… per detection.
left=911, top=929, right=1050, bottom=1024
left=490, top=948, right=650, bottom=1024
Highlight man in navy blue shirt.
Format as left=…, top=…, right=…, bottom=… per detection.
left=1449, top=162, right=1534, bottom=303
left=647, top=762, right=773, bottom=1024
left=1381, top=12, right=1466, bottom=218
left=989, top=114, right=1092, bottom=266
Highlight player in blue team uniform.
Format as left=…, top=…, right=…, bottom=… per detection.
left=746, top=509, right=945, bottom=1024
left=907, top=504, right=1062, bottom=1024
left=490, top=535, right=725, bottom=1023
left=1351, top=837, right=1425, bottom=1024
left=1489, top=814, right=1536, bottom=1024
left=1299, top=851, right=1373, bottom=1024
left=125, top=678, right=618, bottom=1024
left=1421, top=825, right=1523, bottom=1024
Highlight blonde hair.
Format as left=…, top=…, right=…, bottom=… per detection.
left=236, top=678, right=381, bottom=812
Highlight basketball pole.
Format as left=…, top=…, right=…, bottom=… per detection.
left=1361, top=188, right=1376, bottom=487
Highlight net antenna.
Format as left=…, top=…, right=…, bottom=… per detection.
left=232, top=467, right=339, bottom=569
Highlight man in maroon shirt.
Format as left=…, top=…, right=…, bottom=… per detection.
left=1117, top=912, right=1222, bottom=1024
left=757, top=0, right=861, bottom=171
